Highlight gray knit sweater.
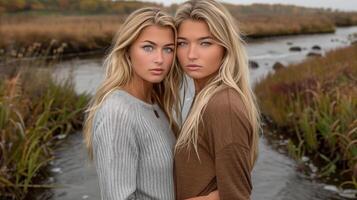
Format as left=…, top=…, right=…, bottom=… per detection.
left=92, top=90, right=176, bottom=200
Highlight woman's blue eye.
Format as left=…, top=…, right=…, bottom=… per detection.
left=201, top=41, right=212, bottom=46
left=164, top=47, right=174, bottom=53
left=143, top=46, right=154, bottom=52
left=177, top=41, right=187, bottom=47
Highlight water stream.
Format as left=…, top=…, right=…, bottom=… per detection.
left=37, top=26, right=357, bottom=200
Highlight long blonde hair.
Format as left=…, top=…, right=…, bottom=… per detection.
left=83, top=7, right=183, bottom=160
left=175, top=0, right=261, bottom=167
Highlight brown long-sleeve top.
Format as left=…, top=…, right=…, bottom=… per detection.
left=175, top=87, right=254, bottom=200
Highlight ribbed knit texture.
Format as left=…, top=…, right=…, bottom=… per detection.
left=92, top=90, right=176, bottom=200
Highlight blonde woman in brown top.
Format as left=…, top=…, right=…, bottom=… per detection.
left=174, top=1, right=261, bottom=200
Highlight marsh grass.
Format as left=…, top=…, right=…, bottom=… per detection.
left=0, top=15, right=121, bottom=59
left=255, top=44, right=357, bottom=188
left=0, top=58, right=89, bottom=199
left=237, top=14, right=335, bottom=38
left=3, top=6, right=354, bottom=59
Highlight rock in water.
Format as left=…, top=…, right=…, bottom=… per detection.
left=273, top=62, right=285, bottom=71
left=249, top=60, right=259, bottom=69
left=289, top=46, right=302, bottom=51
left=312, top=45, right=322, bottom=50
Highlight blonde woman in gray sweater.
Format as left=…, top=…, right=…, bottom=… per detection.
left=83, top=8, right=182, bottom=200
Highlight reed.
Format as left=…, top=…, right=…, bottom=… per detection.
left=255, top=44, right=357, bottom=188
left=0, top=15, right=122, bottom=58
left=0, top=59, right=89, bottom=199
left=237, top=14, right=335, bottom=38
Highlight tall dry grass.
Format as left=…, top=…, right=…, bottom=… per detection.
left=0, top=15, right=123, bottom=57
left=238, top=14, right=335, bottom=38
left=2, top=3, right=357, bottom=58
left=0, top=60, right=89, bottom=199
left=255, top=44, right=357, bottom=188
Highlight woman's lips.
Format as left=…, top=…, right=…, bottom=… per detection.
left=149, top=68, right=164, bottom=75
left=185, top=64, right=202, bottom=71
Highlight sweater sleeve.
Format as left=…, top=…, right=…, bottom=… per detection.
left=204, top=89, right=253, bottom=200
left=93, top=104, right=138, bottom=200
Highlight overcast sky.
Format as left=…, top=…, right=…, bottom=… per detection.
left=147, top=0, right=357, bottom=11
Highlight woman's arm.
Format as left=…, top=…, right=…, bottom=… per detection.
left=93, top=105, right=138, bottom=200
left=205, top=90, right=253, bottom=200
left=215, top=144, right=252, bottom=200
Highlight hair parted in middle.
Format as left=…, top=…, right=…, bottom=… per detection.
left=174, top=0, right=261, bottom=167
left=83, top=7, right=184, bottom=160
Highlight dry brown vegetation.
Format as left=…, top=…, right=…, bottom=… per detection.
left=254, top=44, right=357, bottom=188
left=238, top=15, right=335, bottom=37
left=0, top=14, right=336, bottom=58
left=0, top=15, right=123, bottom=56
left=1, top=3, right=357, bottom=58
left=0, top=61, right=89, bottom=199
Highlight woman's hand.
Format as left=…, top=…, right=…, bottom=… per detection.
left=185, top=190, right=220, bottom=200
left=207, top=190, right=219, bottom=200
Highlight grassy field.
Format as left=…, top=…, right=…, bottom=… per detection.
left=2, top=3, right=357, bottom=59
left=0, top=14, right=335, bottom=58
left=0, top=15, right=122, bottom=58
left=0, top=60, right=89, bottom=199
left=254, top=44, right=357, bottom=188
left=238, top=14, right=334, bottom=38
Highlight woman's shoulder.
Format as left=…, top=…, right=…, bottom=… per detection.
left=92, top=91, right=140, bottom=148
left=205, top=87, right=246, bottom=115
left=100, top=90, right=135, bottom=112
left=94, top=90, right=138, bottom=124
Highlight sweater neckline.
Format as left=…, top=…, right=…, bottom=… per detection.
left=114, top=89, right=158, bottom=109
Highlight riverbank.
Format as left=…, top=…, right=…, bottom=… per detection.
left=0, top=14, right=336, bottom=59
left=0, top=60, right=89, bottom=200
left=254, top=44, right=357, bottom=190
left=15, top=26, right=354, bottom=200
left=2, top=3, right=357, bottom=59
left=0, top=14, right=336, bottom=57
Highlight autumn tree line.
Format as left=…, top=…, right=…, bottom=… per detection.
left=2, top=0, right=357, bottom=17
left=0, top=0, right=163, bottom=14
